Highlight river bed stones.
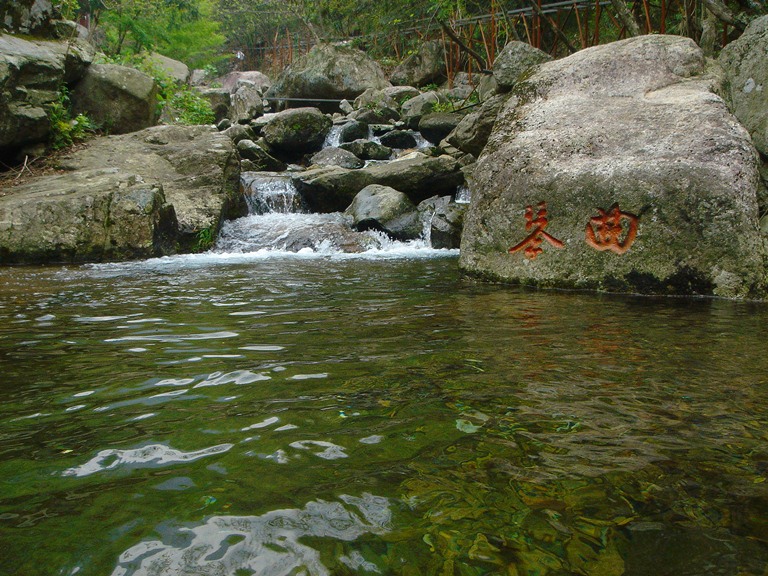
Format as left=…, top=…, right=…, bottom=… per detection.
left=460, top=35, right=768, bottom=299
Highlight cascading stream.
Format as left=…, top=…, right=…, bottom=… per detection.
left=214, top=127, right=461, bottom=257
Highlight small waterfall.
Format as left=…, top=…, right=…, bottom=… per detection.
left=241, top=172, right=306, bottom=214
left=323, top=124, right=344, bottom=148
left=455, top=184, right=472, bottom=204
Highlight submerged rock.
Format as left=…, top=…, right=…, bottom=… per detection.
left=460, top=35, right=767, bottom=299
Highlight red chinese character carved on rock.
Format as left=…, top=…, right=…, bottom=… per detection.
left=508, top=202, right=564, bottom=259
left=585, top=203, right=638, bottom=254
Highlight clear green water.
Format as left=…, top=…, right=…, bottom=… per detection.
left=1, top=254, right=768, bottom=576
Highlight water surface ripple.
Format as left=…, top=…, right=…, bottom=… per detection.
left=0, top=256, right=767, bottom=575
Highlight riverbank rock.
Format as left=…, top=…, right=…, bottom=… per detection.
left=265, top=43, right=390, bottom=109
left=0, top=34, right=94, bottom=158
left=71, top=63, right=159, bottom=134
left=345, top=184, right=421, bottom=240
left=2, top=124, right=243, bottom=260
left=390, top=40, right=446, bottom=87
left=0, top=170, right=177, bottom=263
left=460, top=35, right=768, bottom=299
left=262, top=107, right=332, bottom=158
left=718, top=15, right=768, bottom=157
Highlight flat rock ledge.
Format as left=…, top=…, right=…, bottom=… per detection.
left=0, top=125, right=243, bottom=263
left=460, top=35, right=768, bottom=299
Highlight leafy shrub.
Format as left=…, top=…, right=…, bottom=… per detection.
left=47, top=87, right=95, bottom=150
left=166, top=88, right=215, bottom=125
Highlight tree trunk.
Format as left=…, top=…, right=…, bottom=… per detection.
left=702, top=0, right=746, bottom=31
left=609, top=0, right=642, bottom=36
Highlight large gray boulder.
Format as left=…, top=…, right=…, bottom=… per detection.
left=391, top=40, right=446, bottom=87
left=262, top=107, right=332, bottom=157
left=0, top=34, right=94, bottom=155
left=71, top=63, right=159, bottom=134
left=50, top=125, right=243, bottom=253
left=492, top=41, right=552, bottom=90
left=460, top=35, right=767, bottom=299
left=265, top=43, right=390, bottom=108
left=230, top=81, right=264, bottom=123
left=147, top=52, right=190, bottom=84
left=344, top=184, right=422, bottom=240
left=237, top=139, right=286, bottom=172
left=198, top=87, right=231, bottom=123
left=719, top=15, right=768, bottom=157
left=0, top=170, right=177, bottom=263
left=401, top=91, right=449, bottom=129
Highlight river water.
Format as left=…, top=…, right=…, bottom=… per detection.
left=1, top=247, right=768, bottom=575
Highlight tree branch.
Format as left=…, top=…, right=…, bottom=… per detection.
left=438, top=18, right=488, bottom=71
left=702, top=0, right=746, bottom=31
left=608, top=0, right=642, bottom=36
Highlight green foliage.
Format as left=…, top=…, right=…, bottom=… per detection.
left=47, top=87, right=95, bottom=150
left=431, top=100, right=455, bottom=113
left=166, top=89, right=215, bottom=125
left=193, top=227, right=215, bottom=252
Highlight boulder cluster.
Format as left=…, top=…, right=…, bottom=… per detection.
left=2, top=0, right=768, bottom=299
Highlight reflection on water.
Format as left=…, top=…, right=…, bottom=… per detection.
left=0, top=255, right=767, bottom=575
left=112, top=493, right=390, bottom=576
